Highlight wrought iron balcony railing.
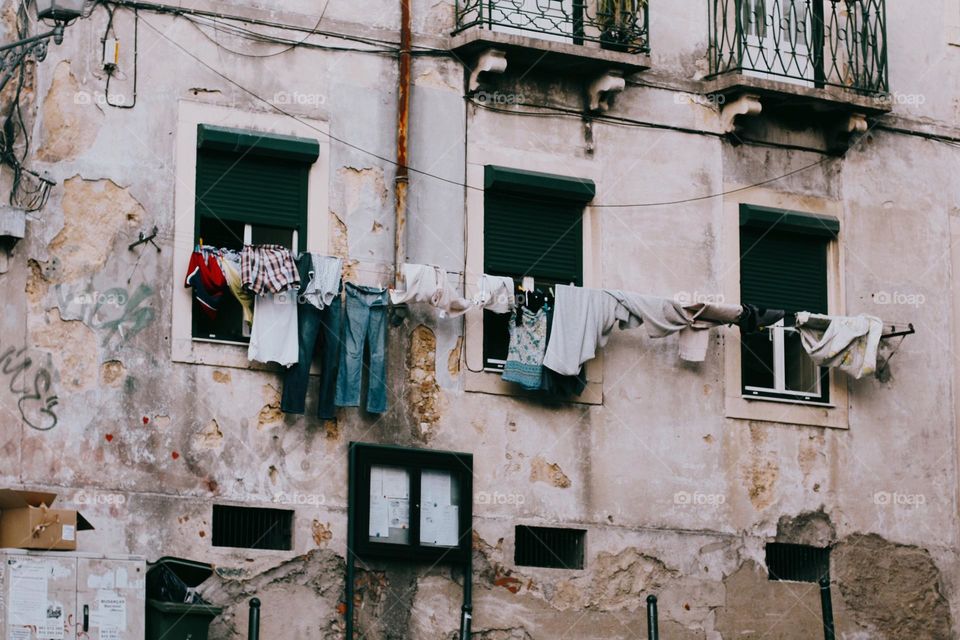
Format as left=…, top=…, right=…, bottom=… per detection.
left=708, top=0, right=888, bottom=95
left=454, top=0, right=650, bottom=54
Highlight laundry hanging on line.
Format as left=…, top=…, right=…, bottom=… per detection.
left=795, top=312, right=884, bottom=379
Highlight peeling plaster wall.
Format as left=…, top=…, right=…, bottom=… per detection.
left=0, top=1, right=959, bottom=639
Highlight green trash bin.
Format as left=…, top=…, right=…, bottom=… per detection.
left=145, top=557, right=223, bottom=640
left=146, top=600, right=224, bottom=640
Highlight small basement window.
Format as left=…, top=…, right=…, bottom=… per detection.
left=765, top=542, right=830, bottom=583
left=515, top=525, right=585, bottom=570
left=212, top=505, right=293, bottom=551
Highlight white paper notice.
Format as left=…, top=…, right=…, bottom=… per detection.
left=9, top=561, right=48, bottom=627
left=387, top=498, right=409, bottom=530
left=436, top=505, right=459, bottom=547
left=419, top=502, right=439, bottom=544
left=92, top=593, right=127, bottom=630
left=99, top=628, right=121, bottom=640
left=369, top=496, right=390, bottom=538
left=421, top=470, right=451, bottom=506
left=9, top=628, right=31, bottom=640
left=37, top=602, right=65, bottom=639
left=381, top=468, right=409, bottom=500
left=369, top=466, right=384, bottom=498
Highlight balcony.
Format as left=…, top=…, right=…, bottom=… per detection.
left=452, top=1, right=651, bottom=77
left=706, top=0, right=891, bottom=116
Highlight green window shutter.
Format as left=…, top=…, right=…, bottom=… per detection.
left=197, top=124, right=320, bottom=163
left=195, top=149, right=309, bottom=251
left=484, top=190, right=583, bottom=285
left=739, top=226, right=828, bottom=314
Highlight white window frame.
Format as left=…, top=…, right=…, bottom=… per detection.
left=463, top=150, right=603, bottom=405
left=171, top=100, right=330, bottom=368
left=722, top=189, right=848, bottom=429
left=742, top=320, right=828, bottom=405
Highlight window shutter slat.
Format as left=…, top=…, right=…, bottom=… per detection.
left=196, top=149, right=309, bottom=236
left=484, top=191, right=583, bottom=285
left=740, top=227, right=828, bottom=314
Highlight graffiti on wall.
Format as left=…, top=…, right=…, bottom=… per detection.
left=57, top=283, right=156, bottom=348
left=0, top=343, right=58, bottom=431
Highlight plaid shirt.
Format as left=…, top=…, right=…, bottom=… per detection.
left=241, top=244, right=301, bottom=294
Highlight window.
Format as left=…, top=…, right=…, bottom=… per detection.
left=514, top=525, right=585, bottom=569
left=482, top=165, right=594, bottom=369
left=349, top=443, right=474, bottom=564
left=192, top=124, right=319, bottom=343
left=211, top=504, right=293, bottom=550
left=739, top=204, right=838, bottom=405
left=766, top=542, right=830, bottom=583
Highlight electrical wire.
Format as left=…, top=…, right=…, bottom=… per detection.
left=140, top=14, right=846, bottom=212
left=102, top=5, right=138, bottom=108
left=104, top=0, right=449, bottom=54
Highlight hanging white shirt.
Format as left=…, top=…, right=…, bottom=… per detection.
left=390, top=263, right=472, bottom=318
left=248, top=290, right=299, bottom=367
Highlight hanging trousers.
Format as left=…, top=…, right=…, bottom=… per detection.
left=280, top=293, right=343, bottom=419
left=335, top=283, right=388, bottom=414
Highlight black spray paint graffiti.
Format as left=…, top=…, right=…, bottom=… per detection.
left=57, top=283, right=156, bottom=348
left=0, top=343, right=58, bottom=431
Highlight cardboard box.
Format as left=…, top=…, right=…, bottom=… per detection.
left=0, top=489, right=94, bottom=551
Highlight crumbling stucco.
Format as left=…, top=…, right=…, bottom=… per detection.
left=408, top=324, right=442, bottom=439
left=48, top=177, right=144, bottom=282
left=100, top=359, right=125, bottom=386
left=29, top=308, right=98, bottom=391
left=38, top=61, right=103, bottom=161
left=204, top=550, right=346, bottom=640
left=529, top=456, right=571, bottom=489
left=833, top=533, right=952, bottom=639
left=257, top=384, right=283, bottom=431
left=194, top=418, right=225, bottom=451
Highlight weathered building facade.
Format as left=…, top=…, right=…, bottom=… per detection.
left=1, top=0, right=959, bottom=638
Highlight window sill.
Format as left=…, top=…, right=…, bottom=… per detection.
left=172, top=337, right=317, bottom=375
left=740, top=394, right=834, bottom=409
left=463, top=369, right=602, bottom=406
left=725, top=391, right=847, bottom=430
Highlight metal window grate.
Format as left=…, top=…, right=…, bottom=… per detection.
left=514, top=526, right=585, bottom=570
left=212, top=505, right=294, bottom=551
left=765, top=542, right=830, bottom=583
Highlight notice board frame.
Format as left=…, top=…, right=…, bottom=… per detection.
left=348, top=442, right=474, bottom=564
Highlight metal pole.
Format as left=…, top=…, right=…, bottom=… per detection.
left=345, top=444, right=357, bottom=640
left=646, top=594, right=659, bottom=640
left=458, top=549, right=473, bottom=639
left=393, top=0, right=412, bottom=289
left=247, top=598, right=260, bottom=640
left=819, top=577, right=836, bottom=640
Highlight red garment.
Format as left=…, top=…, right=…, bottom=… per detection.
left=185, top=251, right=227, bottom=321
left=185, top=251, right=226, bottom=291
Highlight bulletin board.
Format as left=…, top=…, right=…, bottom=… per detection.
left=348, top=442, right=473, bottom=563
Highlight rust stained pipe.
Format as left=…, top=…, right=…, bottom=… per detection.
left=394, top=0, right=412, bottom=288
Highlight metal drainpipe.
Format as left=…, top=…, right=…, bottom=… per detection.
left=394, top=0, right=412, bottom=288
left=819, top=577, right=836, bottom=640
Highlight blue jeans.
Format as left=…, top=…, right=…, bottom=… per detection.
left=335, top=283, right=388, bottom=414
left=281, top=294, right=342, bottom=419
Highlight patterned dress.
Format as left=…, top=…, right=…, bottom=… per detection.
left=502, top=307, right=548, bottom=390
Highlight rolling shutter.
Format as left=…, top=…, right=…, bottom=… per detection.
left=739, top=226, right=828, bottom=314
left=195, top=149, right=309, bottom=237
left=484, top=191, right=583, bottom=285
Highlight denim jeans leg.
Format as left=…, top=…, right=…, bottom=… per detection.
left=317, top=294, right=342, bottom=419
left=335, top=287, right=370, bottom=407
left=364, top=300, right=388, bottom=414
left=281, top=303, right=323, bottom=414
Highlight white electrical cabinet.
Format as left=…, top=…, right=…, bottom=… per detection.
left=0, top=549, right=146, bottom=640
